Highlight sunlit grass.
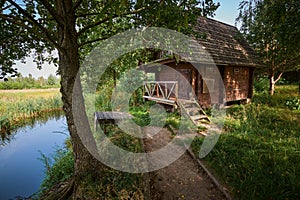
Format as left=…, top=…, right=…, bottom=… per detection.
left=276, top=84, right=299, bottom=95
left=0, top=88, right=62, bottom=134
left=192, top=85, right=300, bottom=199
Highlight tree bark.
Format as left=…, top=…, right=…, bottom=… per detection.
left=269, top=72, right=275, bottom=95
left=56, top=1, right=104, bottom=199
left=269, top=67, right=283, bottom=96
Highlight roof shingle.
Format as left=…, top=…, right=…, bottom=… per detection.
left=192, top=17, right=263, bottom=67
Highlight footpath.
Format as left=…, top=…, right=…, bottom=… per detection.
left=143, top=127, right=227, bottom=200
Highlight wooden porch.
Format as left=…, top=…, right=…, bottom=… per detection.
left=143, top=81, right=210, bottom=126
left=143, top=81, right=178, bottom=106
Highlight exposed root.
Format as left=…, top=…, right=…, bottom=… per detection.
left=40, top=178, right=74, bottom=200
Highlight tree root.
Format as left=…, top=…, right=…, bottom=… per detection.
left=41, top=178, right=74, bottom=200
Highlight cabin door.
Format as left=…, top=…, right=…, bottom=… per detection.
left=177, top=69, right=192, bottom=99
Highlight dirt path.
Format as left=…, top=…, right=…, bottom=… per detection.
left=143, top=127, right=226, bottom=200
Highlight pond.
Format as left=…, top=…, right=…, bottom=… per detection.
left=0, top=113, right=69, bottom=200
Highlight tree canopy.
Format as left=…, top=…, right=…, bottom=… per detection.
left=237, top=0, right=300, bottom=94
left=0, top=0, right=219, bottom=78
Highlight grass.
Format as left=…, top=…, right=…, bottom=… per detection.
left=0, top=88, right=63, bottom=134
left=39, top=129, right=146, bottom=199
left=191, top=85, right=300, bottom=199
left=39, top=84, right=299, bottom=199
left=39, top=97, right=183, bottom=199
left=75, top=126, right=145, bottom=200
left=129, top=101, right=181, bottom=129
left=39, top=94, right=150, bottom=199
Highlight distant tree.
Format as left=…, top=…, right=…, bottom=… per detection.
left=237, top=0, right=300, bottom=95
left=46, top=74, right=57, bottom=86
left=24, top=73, right=36, bottom=87
left=37, top=76, right=46, bottom=87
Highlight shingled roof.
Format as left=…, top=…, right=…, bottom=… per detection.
left=192, top=17, right=262, bottom=67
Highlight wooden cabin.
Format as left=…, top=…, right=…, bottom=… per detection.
left=141, top=17, right=263, bottom=109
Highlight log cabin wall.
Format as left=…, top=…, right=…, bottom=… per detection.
left=145, top=61, right=255, bottom=108
left=141, top=17, right=263, bottom=108
left=157, top=62, right=195, bottom=100
left=196, top=64, right=223, bottom=108
left=223, top=66, right=252, bottom=102
left=156, top=62, right=223, bottom=108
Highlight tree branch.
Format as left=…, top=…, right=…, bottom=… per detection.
left=73, top=0, right=84, bottom=11
left=78, top=36, right=109, bottom=48
left=274, top=72, right=283, bottom=84
left=1, top=3, right=12, bottom=12
left=78, top=7, right=146, bottom=36
left=0, top=13, right=53, bottom=45
left=76, top=12, right=104, bottom=18
left=6, top=0, right=63, bottom=52
left=37, top=0, right=64, bottom=28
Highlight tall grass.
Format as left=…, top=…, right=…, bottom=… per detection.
left=39, top=87, right=148, bottom=199
left=192, top=85, right=300, bottom=199
left=0, top=89, right=63, bottom=134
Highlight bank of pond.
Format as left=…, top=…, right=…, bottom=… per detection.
left=0, top=112, right=68, bottom=200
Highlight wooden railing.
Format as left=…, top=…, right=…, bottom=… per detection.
left=143, top=81, right=178, bottom=104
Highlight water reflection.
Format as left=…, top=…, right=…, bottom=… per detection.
left=0, top=111, right=63, bottom=147
left=0, top=112, right=69, bottom=200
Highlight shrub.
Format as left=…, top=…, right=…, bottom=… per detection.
left=254, top=77, right=269, bottom=93
left=285, top=97, right=300, bottom=110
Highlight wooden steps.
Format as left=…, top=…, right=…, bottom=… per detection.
left=177, top=99, right=210, bottom=127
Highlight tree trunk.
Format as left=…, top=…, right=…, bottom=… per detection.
left=269, top=67, right=283, bottom=96
left=269, top=73, right=275, bottom=95
left=57, top=1, right=104, bottom=199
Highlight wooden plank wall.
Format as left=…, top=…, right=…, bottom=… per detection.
left=152, top=62, right=253, bottom=108
left=223, top=66, right=250, bottom=102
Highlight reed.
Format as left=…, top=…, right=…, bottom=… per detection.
left=0, top=88, right=63, bottom=134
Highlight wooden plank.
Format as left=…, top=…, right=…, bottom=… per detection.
left=95, top=111, right=133, bottom=120
left=190, top=115, right=209, bottom=121
left=143, top=96, right=176, bottom=104
left=177, top=99, right=211, bottom=127
left=157, top=83, right=165, bottom=99
left=94, top=111, right=133, bottom=133
left=145, top=81, right=178, bottom=84
left=167, top=82, right=177, bottom=99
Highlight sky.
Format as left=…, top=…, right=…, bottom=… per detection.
left=16, top=0, right=241, bottom=78
left=214, top=0, right=241, bottom=26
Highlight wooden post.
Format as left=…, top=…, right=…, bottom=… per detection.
left=94, top=113, right=97, bottom=131
left=165, top=83, right=167, bottom=99
left=143, top=82, right=145, bottom=102
left=175, top=82, right=178, bottom=100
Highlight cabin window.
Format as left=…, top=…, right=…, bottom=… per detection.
left=234, top=67, right=240, bottom=73
left=202, top=78, right=215, bottom=94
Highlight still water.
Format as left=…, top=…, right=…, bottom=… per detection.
left=0, top=114, right=69, bottom=200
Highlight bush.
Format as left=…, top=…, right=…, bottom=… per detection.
left=285, top=97, right=300, bottom=110
left=254, top=77, right=269, bottom=93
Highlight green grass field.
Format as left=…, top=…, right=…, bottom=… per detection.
left=0, top=88, right=63, bottom=134
left=192, top=85, right=300, bottom=199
